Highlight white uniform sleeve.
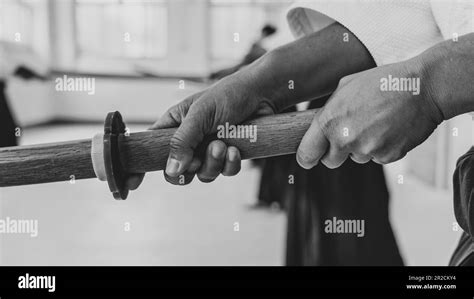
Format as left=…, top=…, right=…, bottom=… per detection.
left=286, top=0, right=444, bottom=66
left=430, top=0, right=474, bottom=40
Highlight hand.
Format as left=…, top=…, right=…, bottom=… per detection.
left=126, top=70, right=278, bottom=188
left=296, top=58, right=444, bottom=169
left=125, top=22, right=382, bottom=189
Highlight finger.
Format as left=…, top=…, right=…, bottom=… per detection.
left=222, top=146, right=241, bottom=176
left=149, top=111, right=181, bottom=130
left=296, top=112, right=329, bottom=169
left=371, top=158, right=384, bottom=165
left=149, top=92, right=203, bottom=130
left=187, top=157, right=203, bottom=173
left=349, top=153, right=371, bottom=164
left=149, top=101, right=190, bottom=130
left=372, top=151, right=407, bottom=165
left=197, top=140, right=227, bottom=183
left=164, top=157, right=202, bottom=185
left=125, top=173, right=145, bottom=190
left=320, top=144, right=349, bottom=169
left=165, top=107, right=207, bottom=177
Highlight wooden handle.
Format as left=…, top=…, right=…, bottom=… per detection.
left=0, top=109, right=317, bottom=187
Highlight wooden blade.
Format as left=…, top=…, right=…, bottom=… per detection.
left=0, top=109, right=317, bottom=187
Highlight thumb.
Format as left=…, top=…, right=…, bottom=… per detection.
left=165, top=108, right=207, bottom=177
left=296, top=112, right=329, bottom=169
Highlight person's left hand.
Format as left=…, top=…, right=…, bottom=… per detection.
left=296, top=58, right=444, bottom=169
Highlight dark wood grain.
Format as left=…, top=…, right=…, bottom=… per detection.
left=0, top=139, right=95, bottom=187
left=0, top=109, right=318, bottom=187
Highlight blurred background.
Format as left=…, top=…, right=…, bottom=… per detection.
left=0, top=0, right=471, bottom=265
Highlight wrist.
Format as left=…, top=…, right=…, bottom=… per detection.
left=417, top=35, right=474, bottom=121
left=407, top=51, right=445, bottom=124
left=217, top=53, right=285, bottom=115
left=244, top=48, right=293, bottom=112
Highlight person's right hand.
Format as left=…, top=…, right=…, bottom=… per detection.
left=148, top=72, right=278, bottom=185
left=124, top=23, right=379, bottom=189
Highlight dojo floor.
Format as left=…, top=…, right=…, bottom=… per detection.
left=0, top=124, right=460, bottom=266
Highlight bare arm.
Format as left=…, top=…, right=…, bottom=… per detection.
left=296, top=32, right=474, bottom=170
left=246, top=23, right=375, bottom=112
left=128, top=22, right=375, bottom=187
left=420, top=33, right=474, bottom=120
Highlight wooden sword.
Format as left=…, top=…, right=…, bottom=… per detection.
left=0, top=110, right=317, bottom=199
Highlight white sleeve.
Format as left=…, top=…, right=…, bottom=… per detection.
left=286, top=0, right=444, bottom=66
left=430, top=0, right=474, bottom=40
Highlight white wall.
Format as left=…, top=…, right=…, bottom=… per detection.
left=53, top=0, right=211, bottom=76
left=406, top=114, right=473, bottom=190
left=7, top=76, right=208, bottom=126
left=6, top=78, right=55, bottom=126
left=53, top=77, right=207, bottom=123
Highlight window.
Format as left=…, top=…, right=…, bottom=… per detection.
left=75, top=0, right=168, bottom=59
left=210, top=0, right=292, bottom=60
left=0, top=0, right=34, bottom=45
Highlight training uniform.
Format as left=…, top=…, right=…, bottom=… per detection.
left=0, top=42, right=48, bottom=147
left=0, top=80, right=17, bottom=147
left=283, top=0, right=474, bottom=265
left=450, top=147, right=474, bottom=266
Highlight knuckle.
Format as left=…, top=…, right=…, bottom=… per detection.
left=342, top=135, right=357, bottom=151
left=353, top=156, right=370, bottom=164
left=318, top=110, right=335, bottom=138
left=372, top=145, right=405, bottom=164
left=366, top=140, right=385, bottom=157
left=330, top=136, right=347, bottom=151
left=318, top=109, right=331, bottom=130
left=321, top=158, right=338, bottom=169
left=359, top=145, right=373, bottom=157
left=333, top=136, right=349, bottom=152
left=169, top=134, right=187, bottom=152
left=375, top=156, right=390, bottom=164
left=386, top=148, right=406, bottom=163
left=372, top=152, right=395, bottom=164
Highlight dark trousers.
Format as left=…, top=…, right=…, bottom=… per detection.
left=0, top=81, right=18, bottom=147
left=285, top=159, right=403, bottom=266
left=257, top=96, right=403, bottom=265
left=284, top=98, right=403, bottom=266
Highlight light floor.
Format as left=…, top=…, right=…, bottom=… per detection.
left=0, top=124, right=461, bottom=265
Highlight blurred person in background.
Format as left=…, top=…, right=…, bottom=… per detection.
left=0, top=41, right=49, bottom=147
left=210, top=24, right=278, bottom=80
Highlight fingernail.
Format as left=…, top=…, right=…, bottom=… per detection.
left=166, top=158, right=180, bottom=176
left=211, top=144, right=223, bottom=159
left=296, top=152, right=316, bottom=169
left=228, top=148, right=237, bottom=162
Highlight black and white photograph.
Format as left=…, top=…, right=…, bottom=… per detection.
left=0, top=0, right=473, bottom=297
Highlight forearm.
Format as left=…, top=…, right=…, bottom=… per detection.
left=243, top=22, right=375, bottom=112
left=417, top=33, right=474, bottom=121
